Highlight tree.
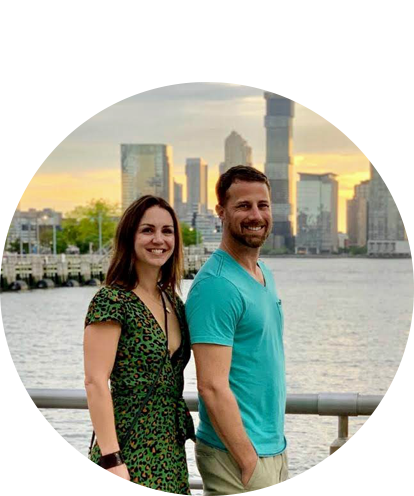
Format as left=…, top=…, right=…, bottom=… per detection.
left=180, top=223, right=202, bottom=246
left=57, top=199, right=120, bottom=254
left=6, top=238, right=21, bottom=253
left=349, top=245, right=367, bottom=256
left=0, top=215, right=10, bottom=251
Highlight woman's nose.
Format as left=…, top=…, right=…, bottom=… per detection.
left=152, top=231, right=163, bottom=244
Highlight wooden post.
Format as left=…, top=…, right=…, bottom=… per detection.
left=330, top=417, right=357, bottom=496
left=0, top=434, right=4, bottom=496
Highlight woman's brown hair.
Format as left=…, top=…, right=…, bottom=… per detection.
left=105, top=195, right=183, bottom=297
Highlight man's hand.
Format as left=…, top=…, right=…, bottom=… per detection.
left=241, top=454, right=258, bottom=487
left=102, top=463, right=132, bottom=496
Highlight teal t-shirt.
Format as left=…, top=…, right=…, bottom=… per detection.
left=185, top=249, right=287, bottom=456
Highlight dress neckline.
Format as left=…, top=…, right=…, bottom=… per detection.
left=123, top=286, right=184, bottom=361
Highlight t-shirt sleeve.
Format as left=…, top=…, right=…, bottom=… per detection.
left=84, top=286, right=126, bottom=329
left=185, top=277, right=244, bottom=346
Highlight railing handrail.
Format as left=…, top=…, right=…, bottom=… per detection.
left=0, top=387, right=414, bottom=496
left=27, top=388, right=382, bottom=416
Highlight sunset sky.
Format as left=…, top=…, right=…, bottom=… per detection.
left=20, top=82, right=370, bottom=232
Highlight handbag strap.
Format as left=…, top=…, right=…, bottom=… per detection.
left=89, top=288, right=170, bottom=456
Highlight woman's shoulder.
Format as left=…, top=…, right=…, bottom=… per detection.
left=163, top=286, right=184, bottom=305
left=85, top=285, right=130, bottom=328
left=90, top=285, right=131, bottom=304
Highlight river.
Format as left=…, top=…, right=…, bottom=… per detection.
left=1, top=257, right=412, bottom=487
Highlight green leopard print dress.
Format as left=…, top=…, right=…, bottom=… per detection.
left=85, top=285, right=195, bottom=494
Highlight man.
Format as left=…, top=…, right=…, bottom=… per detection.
left=185, top=165, right=288, bottom=495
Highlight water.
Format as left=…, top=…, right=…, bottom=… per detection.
left=1, top=257, right=413, bottom=485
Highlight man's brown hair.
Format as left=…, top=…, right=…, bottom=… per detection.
left=215, top=165, right=271, bottom=206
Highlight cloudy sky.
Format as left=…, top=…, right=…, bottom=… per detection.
left=21, top=82, right=370, bottom=231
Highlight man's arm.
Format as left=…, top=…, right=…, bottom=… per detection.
left=192, top=343, right=258, bottom=486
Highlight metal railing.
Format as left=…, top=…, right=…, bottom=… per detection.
left=0, top=388, right=414, bottom=496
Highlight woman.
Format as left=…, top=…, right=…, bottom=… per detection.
left=84, top=195, right=195, bottom=494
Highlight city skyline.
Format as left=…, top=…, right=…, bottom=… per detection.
left=20, top=83, right=370, bottom=232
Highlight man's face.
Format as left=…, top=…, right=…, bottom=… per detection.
left=216, top=180, right=272, bottom=248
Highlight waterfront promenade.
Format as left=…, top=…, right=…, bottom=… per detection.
left=0, top=388, right=414, bottom=496
left=0, top=246, right=209, bottom=290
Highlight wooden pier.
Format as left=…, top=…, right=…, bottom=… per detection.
left=1, top=247, right=209, bottom=290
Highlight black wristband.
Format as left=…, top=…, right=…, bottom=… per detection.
left=98, top=451, right=124, bottom=469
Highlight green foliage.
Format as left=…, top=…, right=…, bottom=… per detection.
left=260, top=246, right=290, bottom=255
left=7, top=238, right=21, bottom=253
left=57, top=199, right=120, bottom=254
left=180, top=223, right=202, bottom=246
left=349, top=245, right=367, bottom=256
left=0, top=216, right=10, bottom=251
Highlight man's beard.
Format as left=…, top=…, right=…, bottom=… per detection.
left=228, top=223, right=270, bottom=248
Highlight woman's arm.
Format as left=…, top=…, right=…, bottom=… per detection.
left=84, top=321, right=130, bottom=480
left=84, top=320, right=120, bottom=455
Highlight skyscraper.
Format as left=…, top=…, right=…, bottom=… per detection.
left=185, top=158, right=208, bottom=215
left=121, top=144, right=173, bottom=211
left=264, top=92, right=295, bottom=250
left=368, top=143, right=407, bottom=241
left=173, top=181, right=187, bottom=219
left=221, top=131, right=253, bottom=175
left=347, top=180, right=370, bottom=247
left=296, top=173, right=338, bottom=254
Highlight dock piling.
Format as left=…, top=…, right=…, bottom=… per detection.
left=330, top=416, right=358, bottom=496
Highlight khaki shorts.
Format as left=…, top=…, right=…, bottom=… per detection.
left=195, top=439, right=289, bottom=495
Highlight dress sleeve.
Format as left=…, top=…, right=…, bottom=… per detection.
left=185, top=276, right=244, bottom=346
left=84, top=286, right=126, bottom=329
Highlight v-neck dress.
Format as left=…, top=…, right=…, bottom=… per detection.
left=85, top=285, right=195, bottom=494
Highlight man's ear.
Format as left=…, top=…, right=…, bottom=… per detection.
left=215, top=203, right=224, bottom=220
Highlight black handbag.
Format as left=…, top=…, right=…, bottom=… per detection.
left=73, top=293, right=169, bottom=496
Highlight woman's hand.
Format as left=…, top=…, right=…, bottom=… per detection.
left=102, top=463, right=132, bottom=496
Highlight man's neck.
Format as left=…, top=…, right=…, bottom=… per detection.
left=219, top=237, right=260, bottom=274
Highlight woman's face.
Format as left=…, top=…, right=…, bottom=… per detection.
left=134, top=206, right=175, bottom=269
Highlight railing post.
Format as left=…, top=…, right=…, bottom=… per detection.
left=330, top=417, right=357, bottom=496
left=0, top=434, right=4, bottom=496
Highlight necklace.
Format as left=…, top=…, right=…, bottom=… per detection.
left=136, top=286, right=171, bottom=313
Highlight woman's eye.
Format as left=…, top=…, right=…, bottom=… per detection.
left=142, top=228, right=152, bottom=233
left=163, top=229, right=174, bottom=235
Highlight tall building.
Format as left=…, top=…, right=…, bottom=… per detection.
left=121, top=144, right=173, bottom=211
left=0, top=172, right=20, bottom=251
left=347, top=179, right=370, bottom=247
left=185, top=158, right=208, bottom=215
left=220, top=131, right=253, bottom=174
left=296, top=173, right=338, bottom=254
left=407, top=169, right=414, bottom=241
left=368, top=143, right=407, bottom=241
left=173, top=181, right=187, bottom=219
left=7, top=208, right=63, bottom=253
left=264, top=92, right=295, bottom=250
